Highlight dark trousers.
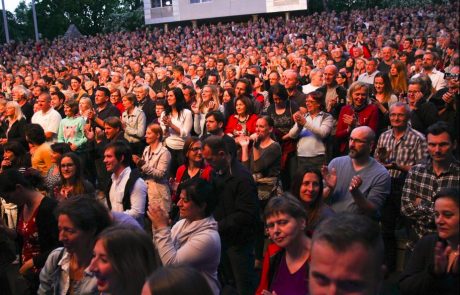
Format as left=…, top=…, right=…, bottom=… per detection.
left=297, top=155, right=325, bottom=172
left=381, top=176, right=405, bottom=272
left=166, top=146, right=185, bottom=179
left=219, top=241, right=257, bottom=295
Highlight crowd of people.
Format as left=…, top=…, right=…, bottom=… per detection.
left=0, top=2, right=459, bottom=295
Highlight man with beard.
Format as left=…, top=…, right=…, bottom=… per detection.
left=412, top=51, right=447, bottom=91
left=322, top=126, right=391, bottom=217
left=202, top=110, right=237, bottom=159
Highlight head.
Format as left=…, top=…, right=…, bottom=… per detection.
left=25, top=124, right=46, bottom=146
left=202, top=135, right=230, bottom=172
left=59, top=152, right=83, bottom=184
left=121, top=93, right=136, bottom=111
left=349, top=126, right=375, bottom=160
left=135, top=85, right=148, bottom=102
left=70, top=76, right=82, bottom=92
left=291, top=167, right=323, bottom=207
left=145, top=123, right=163, bottom=145
left=422, top=51, right=438, bottom=71
left=268, top=83, right=288, bottom=106
left=306, top=91, right=325, bottom=114
left=365, top=58, right=378, bottom=74
left=205, top=111, right=225, bottom=135
left=37, top=92, right=52, bottom=112
left=50, top=142, right=72, bottom=164
left=426, top=121, right=456, bottom=164
left=434, top=188, right=459, bottom=243
left=0, top=168, right=45, bottom=206
left=268, top=71, right=281, bottom=86
left=155, top=100, right=166, bottom=118
left=183, top=137, right=203, bottom=166
left=56, top=195, right=111, bottom=254
left=79, top=97, right=93, bottom=113
left=373, top=73, right=393, bottom=96
left=103, top=141, right=132, bottom=174
left=90, top=226, right=158, bottom=295
left=347, top=81, right=369, bottom=108
left=178, top=178, right=217, bottom=221
left=166, top=88, right=187, bottom=114
left=63, top=99, right=79, bottom=117
left=234, top=78, right=252, bottom=97
left=388, top=102, right=410, bottom=130
left=234, top=95, right=254, bottom=116
left=323, top=65, right=338, bottom=86
left=103, top=117, right=123, bottom=140
left=283, top=70, right=299, bottom=91
left=110, top=89, right=122, bottom=105
left=310, top=213, right=384, bottom=295
left=95, top=87, right=111, bottom=107
left=5, top=101, right=24, bottom=120
left=142, top=266, right=214, bottom=295
left=2, top=141, right=28, bottom=167
left=264, top=194, right=308, bottom=249
left=51, top=91, right=65, bottom=109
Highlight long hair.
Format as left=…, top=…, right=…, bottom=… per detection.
left=165, top=87, right=187, bottom=116
left=96, top=226, right=158, bottom=295
left=199, top=85, right=220, bottom=113
left=59, top=152, right=86, bottom=195
left=373, top=72, right=394, bottom=104
left=389, top=60, right=408, bottom=95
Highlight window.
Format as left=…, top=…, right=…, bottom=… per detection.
left=151, top=0, right=173, bottom=8
left=190, top=0, right=212, bottom=4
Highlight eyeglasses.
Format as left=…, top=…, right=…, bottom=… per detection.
left=349, top=137, right=368, bottom=144
left=189, top=147, right=202, bottom=152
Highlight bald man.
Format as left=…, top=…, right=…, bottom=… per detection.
left=323, top=126, right=391, bottom=217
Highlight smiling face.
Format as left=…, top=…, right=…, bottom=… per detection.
left=177, top=190, right=205, bottom=222
left=187, top=141, right=203, bottom=164
left=235, top=99, right=247, bottom=116
left=373, top=77, right=385, bottom=94
left=435, top=197, right=459, bottom=241
left=201, top=86, right=212, bottom=102
left=58, top=214, right=93, bottom=254
left=266, top=212, right=305, bottom=248
left=89, top=239, right=116, bottom=293
left=60, top=156, right=76, bottom=180
left=352, top=86, right=368, bottom=108
left=299, top=172, right=321, bottom=205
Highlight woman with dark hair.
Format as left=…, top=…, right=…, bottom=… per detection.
left=290, top=167, right=335, bottom=233
left=89, top=226, right=158, bottom=295
left=221, top=87, right=236, bottom=119
left=142, top=266, right=214, bottom=295
left=25, top=124, right=52, bottom=176
left=0, top=169, right=59, bottom=293
left=256, top=194, right=311, bottom=295
left=57, top=99, right=87, bottom=152
left=148, top=178, right=221, bottom=295
left=53, top=152, right=95, bottom=201
left=372, top=72, right=398, bottom=136
left=0, top=141, right=31, bottom=173
left=389, top=60, right=409, bottom=97
left=159, top=87, right=193, bottom=177
left=44, top=142, right=72, bottom=192
left=399, top=188, right=459, bottom=295
left=38, top=196, right=112, bottom=295
left=224, top=95, right=258, bottom=137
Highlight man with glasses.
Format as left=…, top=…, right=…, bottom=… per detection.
left=374, top=102, right=427, bottom=273
left=322, top=126, right=391, bottom=217
left=407, top=77, right=439, bottom=134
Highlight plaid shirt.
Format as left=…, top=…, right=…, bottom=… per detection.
left=375, top=127, right=428, bottom=179
left=401, top=158, right=460, bottom=250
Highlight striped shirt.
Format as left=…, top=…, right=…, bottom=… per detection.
left=375, top=127, right=428, bottom=179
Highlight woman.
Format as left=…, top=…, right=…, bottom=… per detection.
left=222, top=88, right=236, bottom=120
left=38, top=196, right=112, bottom=295
left=148, top=178, right=221, bottom=295
left=142, top=266, right=214, bottom=295
left=25, top=124, right=53, bottom=176
left=389, top=60, right=408, bottom=97
left=399, top=188, right=459, bottom=295
left=53, top=152, right=95, bottom=201
left=290, top=167, right=334, bottom=234
left=159, top=87, right=193, bottom=177
left=224, top=95, right=258, bottom=138
left=133, top=123, right=172, bottom=213
left=0, top=169, right=59, bottom=293
left=57, top=99, right=87, bottom=153
left=89, top=226, right=158, bottom=295
left=79, top=97, right=94, bottom=122
left=121, top=93, right=146, bottom=156
left=335, top=71, right=349, bottom=88
left=253, top=76, right=268, bottom=111
left=335, top=81, right=379, bottom=155
left=372, top=73, right=398, bottom=136
left=192, top=85, right=222, bottom=137
left=0, top=101, right=27, bottom=148
left=109, top=88, right=124, bottom=114
left=172, top=137, right=212, bottom=203
left=352, top=57, right=367, bottom=81
left=256, top=195, right=311, bottom=295
left=44, top=143, right=71, bottom=193
left=0, top=141, right=31, bottom=173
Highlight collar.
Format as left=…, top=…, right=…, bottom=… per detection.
left=112, top=166, right=131, bottom=182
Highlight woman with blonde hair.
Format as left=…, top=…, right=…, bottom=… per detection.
left=0, top=100, right=27, bottom=147
left=389, top=60, right=408, bottom=97
left=192, top=85, right=222, bottom=137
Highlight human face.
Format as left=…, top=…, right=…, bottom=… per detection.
left=95, top=90, right=108, bottom=106
left=266, top=213, right=305, bottom=249
left=435, top=197, right=459, bottom=241
left=110, top=92, right=121, bottom=105
left=177, top=190, right=205, bottom=222
left=79, top=100, right=91, bottom=112
left=235, top=99, right=247, bottom=116
left=60, top=156, right=76, bottom=180
left=37, top=95, right=51, bottom=112
left=89, top=239, right=116, bottom=293
left=155, top=105, right=165, bottom=118
left=269, top=73, right=279, bottom=86
left=63, top=104, right=74, bottom=117
left=205, top=115, right=222, bottom=134
left=389, top=105, right=409, bottom=129
left=323, top=66, right=336, bottom=85
left=306, top=95, right=321, bottom=114
left=389, top=64, right=398, bottom=77
left=235, top=82, right=247, bottom=97
left=135, top=88, right=146, bottom=101
left=121, top=97, right=134, bottom=110
left=309, top=241, right=382, bottom=295
left=352, top=87, right=367, bottom=108
left=58, top=214, right=93, bottom=254
left=145, top=126, right=160, bottom=145
left=283, top=72, right=297, bottom=90
left=373, top=77, right=384, bottom=94
left=407, top=84, right=422, bottom=106
left=381, top=47, right=392, bottom=62
left=202, top=145, right=227, bottom=171
left=201, top=86, right=212, bottom=102
left=187, top=141, right=203, bottom=163
left=299, top=172, right=321, bottom=204
left=366, top=61, right=377, bottom=74
left=422, top=54, right=435, bottom=70
left=104, top=124, right=118, bottom=140
left=207, top=75, right=217, bottom=85
left=103, top=147, right=121, bottom=173
left=349, top=129, right=371, bottom=159
left=5, top=105, right=15, bottom=117
left=427, top=132, right=455, bottom=164
left=255, top=118, right=271, bottom=140
left=70, top=79, right=81, bottom=91
left=167, top=91, right=176, bottom=107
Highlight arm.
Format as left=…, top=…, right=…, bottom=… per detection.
left=38, top=248, right=65, bottom=295
left=57, top=120, right=64, bottom=143
left=141, top=149, right=171, bottom=180
left=252, top=143, right=281, bottom=174
left=125, top=179, right=147, bottom=219
left=72, top=118, right=88, bottom=147
left=400, top=168, right=434, bottom=221
left=335, top=108, right=352, bottom=139
left=125, top=111, right=146, bottom=139
left=193, top=113, right=203, bottom=136
left=305, top=114, right=334, bottom=139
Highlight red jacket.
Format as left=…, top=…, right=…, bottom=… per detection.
left=225, top=113, right=258, bottom=137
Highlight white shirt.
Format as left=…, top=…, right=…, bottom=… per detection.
left=358, top=70, right=380, bottom=85
left=302, top=83, right=320, bottom=95
left=160, top=109, right=193, bottom=150
left=31, top=108, right=62, bottom=142
left=413, top=69, right=447, bottom=91
left=109, top=167, right=147, bottom=224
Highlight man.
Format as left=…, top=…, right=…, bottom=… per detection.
left=302, top=68, right=323, bottom=95
left=170, top=65, right=193, bottom=88
left=134, top=85, right=156, bottom=124
left=70, top=76, right=88, bottom=101
left=377, top=46, right=394, bottom=74
left=407, top=77, right=439, bottom=134
left=331, top=47, right=346, bottom=70
left=202, top=110, right=237, bottom=158
left=152, top=67, right=172, bottom=99
left=31, top=92, right=62, bottom=143
left=309, top=213, right=385, bottom=295
left=358, top=58, right=380, bottom=85
left=216, top=59, right=226, bottom=86
left=401, top=121, right=460, bottom=252
left=194, top=65, right=208, bottom=90
left=324, top=126, right=391, bottom=217
left=88, top=87, right=121, bottom=129
left=103, top=141, right=147, bottom=225
left=187, top=64, right=199, bottom=85
left=50, top=91, right=66, bottom=118
left=413, top=51, right=447, bottom=91
left=374, top=102, right=427, bottom=272
left=400, top=37, right=416, bottom=64
left=202, top=136, right=259, bottom=295
left=207, top=73, right=219, bottom=86
left=283, top=69, right=307, bottom=112
left=316, top=65, right=347, bottom=119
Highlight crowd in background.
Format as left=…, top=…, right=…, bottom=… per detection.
left=0, top=2, right=459, bottom=295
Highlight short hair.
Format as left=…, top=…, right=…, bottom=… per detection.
left=55, top=195, right=111, bottom=235
left=205, top=110, right=225, bottom=124
left=307, top=91, right=326, bottom=110
left=173, top=65, right=185, bottom=74
left=63, top=99, right=79, bottom=115
left=53, top=91, right=66, bottom=101
left=50, top=142, right=72, bottom=155
left=96, top=86, right=111, bottom=98
left=312, top=213, right=384, bottom=270
left=389, top=102, right=410, bottom=116
left=70, top=76, right=81, bottom=84
left=39, top=92, right=51, bottom=103
left=25, top=124, right=46, bottom=145
left=203, top=135, right=228, bottom=155
left=122, top=93, right=136, bottom=103
left=104, top=140, right=132, bottom=167
left=268, top=84, right=289, bottom=102
left=434, top=187, right=459, bottom=207
left=235, top=78, right=253, bottom=96
left=426, top=121, right=455, bottom=143
left=146, top=266, right=214, bottom=295
left=264, top=193, right=307, bottom=221
left=181, top=178, right=218, bottom=217
left=104, top=116, right=123, bottom=129
left=347, top=81, right=369, bottom=103
left=96, top=226, right=158, bottom=295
